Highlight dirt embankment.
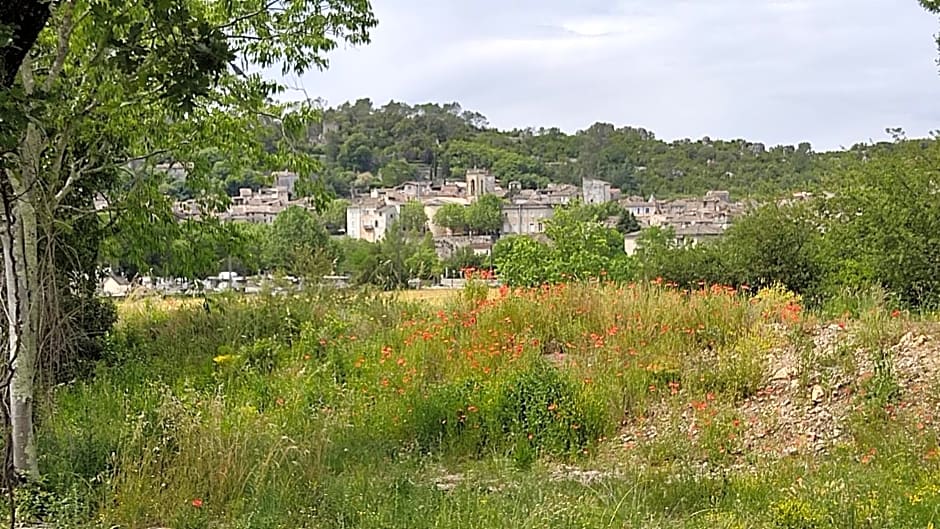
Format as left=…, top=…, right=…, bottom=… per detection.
left=620, top=322, right=940, bottom=462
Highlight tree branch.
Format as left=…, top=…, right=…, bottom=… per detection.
left=115, top=149, right=171, bottom=167
left=43, top=0, right=79, bottom=92
left=217, top=0, right=281, bottom=31
left=52, top=165, right=77, bottom=205
left=49, top=127, right=72, bottom=200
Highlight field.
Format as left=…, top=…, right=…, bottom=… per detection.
left=27, top=282, right=940, bottom=528
left=386, top=287, right=467, bottom=305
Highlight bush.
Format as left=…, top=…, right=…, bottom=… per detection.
left=409, top=379, right=487, bottom=455
left=720, top=203, right=826, bottom=298
left=406, top=363, right=607, bottom=461
left=492, top=363, right=606, bottom=457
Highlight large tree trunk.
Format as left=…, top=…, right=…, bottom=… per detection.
left=0, top=0, right=52, bottom=87
left=7, top=199, right=38, bottom=479
left=0, top=195, right=39, bottom=480
left=1, top=118, right=44, bottom=479
left=0, top=200, right=21, bottom=482
left=1, top=17, right=78, bottom=478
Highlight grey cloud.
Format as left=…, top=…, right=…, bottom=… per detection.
left=293, top=0, right=940, bottom=150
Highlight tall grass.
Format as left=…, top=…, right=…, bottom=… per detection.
left=25, top=283, right=940, bottom=528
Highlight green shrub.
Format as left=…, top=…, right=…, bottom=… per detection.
left=409, top=378, right=487, bottom=455
left=695, top=332, right=770, bottom=401
left=861, top=348, right=901, bottom=407
left=12, top=479, right=92, bottom=526
left=405, top=363, right=607, bottom=460
left=770, top=497, right=826, bottom=529
left=492, top=363, right=606, bottom=457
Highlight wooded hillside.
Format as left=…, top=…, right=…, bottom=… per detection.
left=262, top=99, right=883, bottom=200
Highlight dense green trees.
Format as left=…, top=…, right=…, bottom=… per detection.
left=105, top=201, right=444, bottom=290
left=442, top=245, right=488, bottom=272
left=336, top=223, right=441, bottom=290
left=493, top=138, right=940, bottom=311
left=465, top=195, right=504, bottom=234
left=315, top=100, right=482, bottom=191
left=702, top=138, right=940, bottom=307
left=492, top=236, right=558, bottom=287
left=380, top=159, right=419, bottom=188
left=304, top=100, right=835, bottom=200
left=321, top=198, right=351, bottom=235
left=399, top=200, right=429, bottom=234
left=434, top=204, right=469, bottom=234
left=434, top=195, right=503, bottom=235
left=544, top=208, right=628, bottom=280
left=719, top=204, right=825, bottom=297
left=818, top=140, right=940, bottom=306
left=493, top=203, right=632, bottom=286
left=266, top=206, right=335, bottom=277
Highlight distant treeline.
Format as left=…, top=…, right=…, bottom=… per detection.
left=188, top=99, right=912, bottom=201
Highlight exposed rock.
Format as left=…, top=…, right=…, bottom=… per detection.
left=811, top=384, right=825, bottom=404
left=891, top=331, right=939, bottom=394
left=619, top=322, right=940, bottom=465
left=433, top=473, right=463, bottom=492
left=550, top=465, right=613, bottom=485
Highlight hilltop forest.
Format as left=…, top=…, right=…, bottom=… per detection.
left=218, top=99, right=901, bottom=200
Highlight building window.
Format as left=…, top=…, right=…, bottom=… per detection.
left=374, top=220, right=379, bottom=228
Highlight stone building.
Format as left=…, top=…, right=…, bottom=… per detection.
left=272, top=171, right=299, bottom=196
left=674, top=224, right=726, bottom=247
left=621, top=189, right=745, bottom=255
left=466, top=168, right=497, bottom=200
left=399, top=180, right=434, bottom=199
left=541, top=183, right=580, bottom=206
left=621, top=195, right=659, bottom=219
left=346, top=199, right=400, bottom=243
left=502, top=203, right=554, bottom=235
left=582, top=178, right=613, bottom=204
left=223, top=187, right=291, bottom=224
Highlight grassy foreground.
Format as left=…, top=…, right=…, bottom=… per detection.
left=26, top=283, right=940, bottom=528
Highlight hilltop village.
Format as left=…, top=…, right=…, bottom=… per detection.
left=171, top=168, right=749, bottom=261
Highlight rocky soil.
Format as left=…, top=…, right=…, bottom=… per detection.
left=620, top=322, right=940, bottom=461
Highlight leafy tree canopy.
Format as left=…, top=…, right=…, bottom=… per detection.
left=465, top=195, right=503, bottom=234
left=434, top=203, right=468, bottom=234
left=267, top=206, right=334, bottom=277
left=400, top=200, right=429, bottom=234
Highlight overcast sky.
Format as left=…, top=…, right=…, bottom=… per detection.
left=284, top=0, right=940, bottom=151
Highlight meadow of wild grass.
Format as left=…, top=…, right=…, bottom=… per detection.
left=24, top=282, right=940, bottom=528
